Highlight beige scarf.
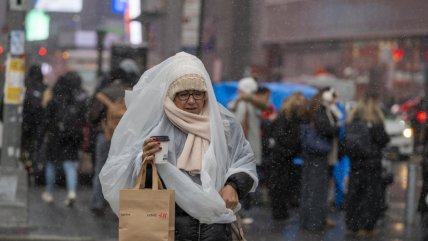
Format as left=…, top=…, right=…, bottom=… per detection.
left=164, top=98, right=210, bottom=174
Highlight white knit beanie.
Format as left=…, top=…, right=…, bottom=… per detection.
left=167, top=74, right=207, bottom=100
left=238, top=77, right=258, bottom=94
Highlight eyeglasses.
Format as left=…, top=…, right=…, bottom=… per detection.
left=175, top=90, right=206, bottom=101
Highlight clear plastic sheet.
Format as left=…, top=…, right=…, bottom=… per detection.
left=99, top=52, right=258, bottom=224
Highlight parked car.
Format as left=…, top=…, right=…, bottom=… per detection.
left=397, top=96, right=426, bottom=150
left=384, top=113, right=414, bottom=160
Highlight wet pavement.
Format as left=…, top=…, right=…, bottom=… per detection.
left=0, top=160, right=422, bottom=241
left=243, top=160, right=422, bottom=241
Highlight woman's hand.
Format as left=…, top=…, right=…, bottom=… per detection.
left=219, top=184, right=239, bottom=209
left=142, top=137, right=162, bottom=163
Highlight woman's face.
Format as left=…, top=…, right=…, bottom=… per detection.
left=173, top=89, right=206, bottom=114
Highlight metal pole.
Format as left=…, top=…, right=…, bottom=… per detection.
left=96, top=29, right=106, bottom=78
left=405, top=162, right=417, bottom=225
left=1, top=1, right=26, bottom=168
left=0, top=0, right=28, bottom=227
left=195, top=0, right=205, bottom=59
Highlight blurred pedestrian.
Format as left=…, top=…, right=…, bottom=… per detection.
left=331, top=95, right=350, bottom=209
left=254, top=86, right=275, bottom=204
left=229, top=77, right=262, bottom=224
left=40, top=72, right=88, bottom=206
left=99, top=52, right=258, bottom=240
left=88, top=65, right=138, bottom=215
left=94, top=58, right=140, bottom=94
left=21, top=64, right=49, bottom=181
left=418, top=109, right=428, bottom=241
left=269, top=92, right=306, bottom=220
left=300, top=87, right=340, bottom=231
left=344, top=94, right=390, bottom=236
left=322, top=88, right=344, bottom=207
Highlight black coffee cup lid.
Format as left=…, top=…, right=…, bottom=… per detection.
left=151, top=136, right=169, bottom=142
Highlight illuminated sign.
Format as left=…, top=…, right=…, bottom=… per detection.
left=26, top=9, right=50, bottom=41
left=112, top=0, right=127, bottom=14
left=35, top=0, right=82, bottom=13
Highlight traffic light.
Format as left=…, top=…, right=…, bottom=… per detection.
left=38, top=47, right=47, bottom=56
left=416, top=111, right=427, bottom=123
left=0, top=45, right=3, bottom=55
left=392, top=48, right=404, bottom=63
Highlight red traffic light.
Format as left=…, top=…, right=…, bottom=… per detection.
left=392, top=48, right=404, bottom=63
left=38, top=47, right=47, bottom=56
left=0, top=45, right=3, bottom=55
left=416, top=111, right=427, bottom=123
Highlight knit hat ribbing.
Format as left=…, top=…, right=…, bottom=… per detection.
left=167, top=74, right=207, bottom=100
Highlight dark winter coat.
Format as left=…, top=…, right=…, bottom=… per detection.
left=418, top=156, right=428, bottom=214
left=144, top=165, right=253, bottom=241
left=300, top=106, right=339, bottom=231
left=22, top=80, right=47, bottom=139
left=368, top=123, right=391, bottom=159
left=313, top=106, right=340, bottom=142
left=271, top=113, right=302, bottom=160
left=348, top=122, right=390, bottom=169
left=43, top=89, right=88, bottom=162
left=268, top=113, right=303, bottom=219
left=345, top=122, right=390, bottom=231
left=21, top=80, right=47, bottom=161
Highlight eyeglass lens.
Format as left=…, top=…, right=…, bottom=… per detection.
left=177, top=91, right=205, bottom=101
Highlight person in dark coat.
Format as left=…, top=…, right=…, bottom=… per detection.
left=418, top=117, right=428, bottom=241
left=88, top=71, right=135, bottom=215
left=419, top=146, right=428, bottom=241
left=344, top=94, right=390, bottom=237
left=40, top=72, right=88, bottom=206
left=300, top=87, right=340, bottom=231
left=21, top=64, right=48, bottom=176
left=268, top=92, right=306, bottom=220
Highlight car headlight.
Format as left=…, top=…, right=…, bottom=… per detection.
left=403, top=128, right=413, bottom=138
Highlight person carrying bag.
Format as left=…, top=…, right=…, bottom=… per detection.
left=100, top=52, right=258, bottom=241
left=119, top=157, right=175, bottom=241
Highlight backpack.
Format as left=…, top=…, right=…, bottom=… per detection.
left=56, top=97, right=86, bottom=142
left=344, top=120, right=373, bottom=158
left=96, top=92, right=126, bottom=140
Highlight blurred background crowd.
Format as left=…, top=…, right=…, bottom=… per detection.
left=1, top=0, right=428, bottom=240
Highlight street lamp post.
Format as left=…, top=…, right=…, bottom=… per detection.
left=96, top=29, right=106, bottom=78
left=196, top=0, right=205, bottom=59
left=0, top=0, right=28, bottom=228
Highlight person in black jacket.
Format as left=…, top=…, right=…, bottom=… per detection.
left=300, top=87, right=341, bottom=231
left=419, top=147, right=428, bottom=241
left=40, top=72, right=88, bottom=206
left=88, top=67, right=136, bottom=215
left=268, top=92, right=306, bottom=220
left=21, top=64, right=48, bottom=179
left=344, top=94, right=390, bottom=237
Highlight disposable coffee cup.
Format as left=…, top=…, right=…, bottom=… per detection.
left=152, top=136, right=169, bottom=164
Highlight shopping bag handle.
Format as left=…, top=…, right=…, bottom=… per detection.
left=134, top=157, right=164, bottom=190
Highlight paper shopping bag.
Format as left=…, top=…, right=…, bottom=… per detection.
left=119, top=161, right=175, bottom=241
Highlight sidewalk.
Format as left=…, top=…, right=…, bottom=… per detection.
left=242, top=160, right=422, bottom=241
left=1, top=186, right=118, bottom=241
left=0, top=161, right=423, bottom=241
